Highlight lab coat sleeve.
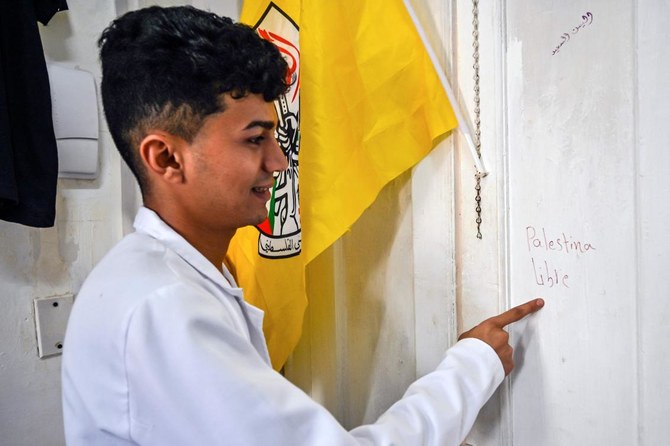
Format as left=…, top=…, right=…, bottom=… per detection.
left=350, top=338, right=505, bottom=445
left=125, top=282, right=504, bottom=446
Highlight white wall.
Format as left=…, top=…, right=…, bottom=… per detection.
left=460, top=0, right=670, bottom=444
left=289, top=1, right=670, bottom=445
left=0, top=2, right=121, bottom=445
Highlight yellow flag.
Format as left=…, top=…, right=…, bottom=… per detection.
left=232, top=0, right=457, bottom=369
left=299, top=1, right=457, bottom=262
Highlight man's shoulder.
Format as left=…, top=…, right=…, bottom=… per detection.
left=103, top=231, right=172, bottom=267
left=75, top=232, right=192, bottom=310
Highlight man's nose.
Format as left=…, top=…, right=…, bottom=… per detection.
left=267, top=137, right=289, bottom=173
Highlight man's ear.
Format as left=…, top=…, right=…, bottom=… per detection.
left=139, top=132, right=185, bottom=184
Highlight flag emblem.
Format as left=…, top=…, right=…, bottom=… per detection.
left=253, top=4, right=301, bottom=259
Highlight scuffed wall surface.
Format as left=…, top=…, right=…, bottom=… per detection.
left=0, top=2, right=120, bottom=445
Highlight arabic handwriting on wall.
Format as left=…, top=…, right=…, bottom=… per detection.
left=552, top=12, right=593, bottom=55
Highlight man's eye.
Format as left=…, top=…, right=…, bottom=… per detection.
left=249, top=136, right=264, bottom=144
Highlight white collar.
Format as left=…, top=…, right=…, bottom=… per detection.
left=133, top=206, right=241, bottom=294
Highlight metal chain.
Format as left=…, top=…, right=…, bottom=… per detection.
left=472, top=0, right=483, bottom=239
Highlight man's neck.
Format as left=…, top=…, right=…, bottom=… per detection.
left=143, top=202, right=234, bottom=273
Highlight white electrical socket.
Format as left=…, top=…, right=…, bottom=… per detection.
left=33, top=294, right=74, bottom=358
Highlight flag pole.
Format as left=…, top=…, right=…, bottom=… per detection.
left=403, top=0, right=488, bottom=176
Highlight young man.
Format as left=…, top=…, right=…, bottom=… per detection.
left=62, top=6, right=543, bottom=445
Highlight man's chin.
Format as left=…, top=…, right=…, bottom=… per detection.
left=249, top=215, right=269, bottom=228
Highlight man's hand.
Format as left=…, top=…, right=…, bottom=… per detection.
left=458, top=299, right=545, bottom=376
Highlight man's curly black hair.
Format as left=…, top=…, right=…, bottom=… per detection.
left=98, top=6, right=289, bottom=195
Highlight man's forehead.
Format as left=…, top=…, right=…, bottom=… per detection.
left=218, top=93, right=278, bottom=127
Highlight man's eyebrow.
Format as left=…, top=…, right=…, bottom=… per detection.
left=243, top=120, right=276, bottom=131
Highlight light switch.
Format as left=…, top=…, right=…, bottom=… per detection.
left=33, top=295, right=74, bottom=358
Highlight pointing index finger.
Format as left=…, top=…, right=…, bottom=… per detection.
left=488, top=298, right=545, bottom=328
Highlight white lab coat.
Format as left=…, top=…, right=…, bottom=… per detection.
left=62, top=207, right=504, bottom=445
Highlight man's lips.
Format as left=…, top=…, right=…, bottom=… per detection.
left=252, top=184, right=274, bottom=193
left=252, top=184, right=274, bottom=200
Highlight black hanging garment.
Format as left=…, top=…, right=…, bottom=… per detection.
left=0, top=0, right=68, bottom=227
